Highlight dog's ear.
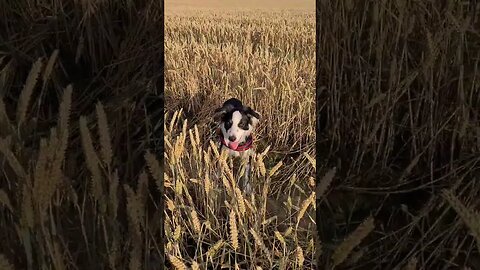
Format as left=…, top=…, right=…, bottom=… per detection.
left=244, top=106, right=260, bottom=126
left=213, top=107, right=226, bottom=121
left=245, top=107, right=260, bottom=119
left=214, top=103, right=234, bottom=121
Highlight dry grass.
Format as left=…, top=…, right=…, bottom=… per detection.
left=164, top=9, right=316, bottom=269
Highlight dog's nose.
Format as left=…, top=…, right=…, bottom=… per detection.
left=228, top=135, right=236, bottom=142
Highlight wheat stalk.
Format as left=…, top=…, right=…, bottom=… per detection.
left=17, top=57, right=43, bottom=126
left=296, top=246, right=305, bottom=267
left=331, top=216, right=375, bottom=267
left=168, top=255, right=187, bottom=270
left=57, top=84, right=72, bottom=155
left=166, top=198, right=175, bottom=212
left=145, top=150, right=162, bottom=191
left=32, top=138, right=48, bottom=211
left=234, top=187, right=246, bottom=216
left=303, top=152, right=316, bottom=169
left=229, top=209, right=239, bottom=250
left=191, top=261, right=200, bottom=270
left=250, top=229, right=271, bottom=257
left=274, top=230, right=286, bottom=246
left=257, top=156, right=266, bottom=176
left=0, top=138, right=26, bottom=178
left=109, top=170, right=119, bottom=219
left=36, top=84, right=73, bottom=212
left=95, top=102, right=112, bottom=166
left=79, top=116, right=103, bottom=200
left=0, top=189, right=12, bottom=212
left=190, top=208, right=201, bottom=234
left=204, top=172, right=212, bottom=195
left=0, top=98, right=11, bottom=131
left=442, top=190, right=480, bottom=252
left=317, top=167, right=336, bottom=199
left=42, top=49, right=59, bottom=86
left=269, top=160, right=283, bottom=177
left=297, top=191, right=315, bottom=227
left=173, top=226, right=182, bottom=241
left=20, top=183, right=34, bottom=229
left=206, top=240, right=224, bottom=258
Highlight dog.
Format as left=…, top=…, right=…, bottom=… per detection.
left=214, top=98, right=260, bottom=193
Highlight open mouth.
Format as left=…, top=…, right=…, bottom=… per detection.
left=228, top=141, right=240, bottom=150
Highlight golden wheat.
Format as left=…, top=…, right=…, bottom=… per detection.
left=168, top=255, right=187, bottom=270
left=269, top=160, right=283, bottom=177
left=250, top=228, right=271, bottom=258
left=190, top=208, right=201, bottom=234
left=191, top=261, right=200, bottom=270
left=164, top=9, right=315, bottom=268
left=234, top=187, right=246, bottom=217
left=297, top=191, right=315, bottom=227
left=296, top=246, right=305, bottom=267
left=206, top=240, right=224, bottom=258
left=229, top=209, right=239, bottom=250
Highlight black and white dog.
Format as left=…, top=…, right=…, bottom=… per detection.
left=214, top=98, right=260, bottom=193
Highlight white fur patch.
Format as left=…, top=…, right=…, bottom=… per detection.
left=221, top=110, right=252, bottom=145
left=232, top=111, right=242, bottom=128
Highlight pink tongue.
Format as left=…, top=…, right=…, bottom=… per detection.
left=229, top=141, right=239, bottom=150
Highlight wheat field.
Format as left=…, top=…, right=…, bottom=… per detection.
left=318, top=1, right=480, bottom=269
left=164, top=9, right=317, bottom=269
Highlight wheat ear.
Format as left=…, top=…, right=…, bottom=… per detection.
left=0, top=254, right=14, bottom=270
left=96, top=102, right=112, bottom=166
left=229, top=209, right=239, bottom=250
left=442, top=190, right=480, bottom=252
left=79, top=116, right=103, bottom=200
left=331, top=216, right=375, bottom=267
left=17, top=58, right=43, bottom=126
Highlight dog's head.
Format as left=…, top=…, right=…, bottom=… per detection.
left=214, top=98, right=260, bottom=150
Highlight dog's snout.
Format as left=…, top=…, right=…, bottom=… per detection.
left=228, top=135, right=236, bottom=142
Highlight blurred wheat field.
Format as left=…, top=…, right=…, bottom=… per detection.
left=164, top=10, right=316, bottom=269
left=0, top=1, right=164, bottom=269
left=318, top=1, right=480, bottom=269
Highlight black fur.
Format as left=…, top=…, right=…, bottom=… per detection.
left=214, top=98, right=260, bottom=127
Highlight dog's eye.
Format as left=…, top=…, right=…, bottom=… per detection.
left=239, top=119, right=250, bottom=130
left=225, top=120, right=233, bottom=129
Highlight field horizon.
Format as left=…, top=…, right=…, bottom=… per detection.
left=165, top=0, right=314, bottom=12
